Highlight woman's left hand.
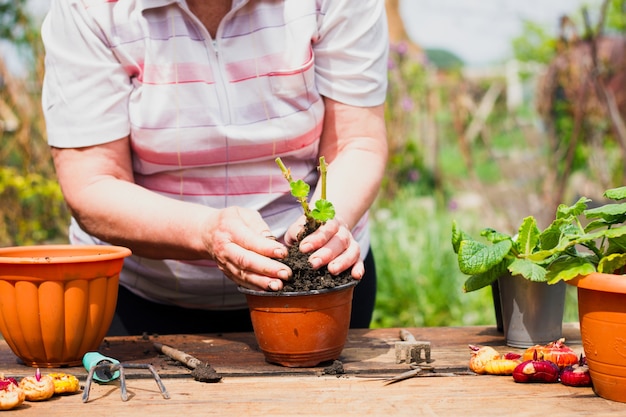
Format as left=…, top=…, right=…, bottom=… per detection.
left=285, top=216, right=364, bottom=279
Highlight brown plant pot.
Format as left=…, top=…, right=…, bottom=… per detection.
left=568, top=272, right=626, bottom=403
left=0, top=245, right=131, bottom=367
left=239, top=281, right=357, bottom=367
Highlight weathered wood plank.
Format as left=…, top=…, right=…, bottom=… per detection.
left=0, top=324, right=583, bottom=378
left=5, top=371, right=626, bottom=417
left=2, top=324, right=624, bottom=416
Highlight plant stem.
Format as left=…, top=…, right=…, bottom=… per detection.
left=275, top=157, right=312, bottom=217
left=319, top=156, right=328, bottom=201
left=275, top=157, right=291, bottom=182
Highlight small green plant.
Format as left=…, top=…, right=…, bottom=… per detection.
left=275, top=156, right=336, bottom=231
left=452, top=187, right=626, bottom=292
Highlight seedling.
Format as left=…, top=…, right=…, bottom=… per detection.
left=275, top=156, right=336, bottom=233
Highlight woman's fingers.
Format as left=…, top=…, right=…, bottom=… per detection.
left=214, top=242, right=290, bottom=291
left=240, top=211, right=364, bottom=285
left=310, top=231, right=363, bottom=278
left=293, top=218, right=363, bottom=278
left=203, top=207, right=291, bottom=289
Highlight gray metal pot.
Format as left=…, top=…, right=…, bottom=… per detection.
left=497, top=273, right=566, bottom=348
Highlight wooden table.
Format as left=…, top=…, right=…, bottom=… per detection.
left=1, top=323, right=625, bottom=416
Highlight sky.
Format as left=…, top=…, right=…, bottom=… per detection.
left=400, top=0, right=601, bottom=67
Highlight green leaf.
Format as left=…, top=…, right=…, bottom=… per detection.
left=604, top=186, right=626, bottom=201
left=598, top=253, right=626, bottom=274
left=458, top=239, right=512, bottom=275
left=310, top=199, right=335, bottom=222
left=539, top=218, right=569, bottom=250
left=603, top=225, right=626, bottom=239
left=289, top=179, right=310, bottom=199
left=507, top=258, right=547, bottom=282
left=568, top=229, right=614, bottom=249
left=526, top=235, right=578, bottom=261
left=533, top=227, right=617, bottom=262
left=584, top=219, right=610, bottom=233
left=480, top=228, right=512, bottom=243
left=556, top=197, right=589, bottom=219
left=524, top=249, right=556, bottom=263
left=463, top=260, right=508, bottom=292
left=584, top=203, right=626, bottom=224
left=451, top=221, right=470, bottom=254
left=545, top=256, right=596, bottom=284
left=607, top=233, right=626, bottom=255
left=516, top=216, right=540, bottom=256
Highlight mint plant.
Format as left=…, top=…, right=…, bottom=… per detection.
left=452, top=187, right=626, bottom=292
left=275, top=156, right=336, bottom=232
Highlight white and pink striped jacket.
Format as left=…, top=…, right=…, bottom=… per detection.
left=42, top=0, right=388, bottom=309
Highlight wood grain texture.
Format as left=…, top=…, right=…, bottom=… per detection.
left=1, top=324, right=624, bottom=416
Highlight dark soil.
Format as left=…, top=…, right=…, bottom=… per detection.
left=277, top=223, right=357, bottom=292
left=321, top=360, right=346, bottom=376
left=190, top=363, right=222, bottom=383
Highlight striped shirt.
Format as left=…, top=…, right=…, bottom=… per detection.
left=41, top=0, right=389, bottom=309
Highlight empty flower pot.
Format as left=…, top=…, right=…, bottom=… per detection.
left=0, top=244, right=131, bottom=367
left=239, top=281, right=357, bottom=367
left=568, top=272, right=626, bottom=403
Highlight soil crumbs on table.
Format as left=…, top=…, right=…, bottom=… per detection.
left=322, top=360, right=346, bottom=376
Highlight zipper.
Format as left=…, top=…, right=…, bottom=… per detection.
left=210, top=0, right=251, bottom=124
left=209, top=36, right=231, bottom=125
left=177, top=4, right=232, bottom=125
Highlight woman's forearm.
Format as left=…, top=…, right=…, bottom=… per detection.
left=321, top=146, right=386, bottom=229
left=315, top=100, right=388, bottom=229
left=69, top=178, right=215, bottom=259
left=51, top=141, right=213, bottom=260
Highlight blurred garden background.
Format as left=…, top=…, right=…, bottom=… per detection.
left=1, top=0, right=625, bottom=329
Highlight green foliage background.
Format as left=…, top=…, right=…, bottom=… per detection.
left=1, top=0, right=69, bottom=246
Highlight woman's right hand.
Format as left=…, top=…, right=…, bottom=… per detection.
left=202, top=206, right=291, bottom=291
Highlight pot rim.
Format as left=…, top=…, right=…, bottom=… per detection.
left=238, top=279, right=358, bottom=297
left=0, top=244, right=132, bottom=264
left=567, top=272, right=626, bottom=294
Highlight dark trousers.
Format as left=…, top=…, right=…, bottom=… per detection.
left=107, top=249, right=377, bottom=336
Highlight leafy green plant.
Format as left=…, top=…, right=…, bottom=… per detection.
left=275, top=156, right=335, bottom=231
left=452, top=186, right=626, bottom=292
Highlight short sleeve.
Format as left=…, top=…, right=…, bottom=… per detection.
left=313, top=0, right=389, bottom=107
left=41, top=0, right=132, bottom=148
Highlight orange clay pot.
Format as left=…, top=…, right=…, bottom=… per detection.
left=239, top=281, right=357, bottom=367
left=0, top=245, right=131, bottom=367
left=568, top=272, right=626, bottom=402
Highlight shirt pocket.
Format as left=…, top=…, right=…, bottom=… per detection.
left=268, top=47, right=318, bottom=113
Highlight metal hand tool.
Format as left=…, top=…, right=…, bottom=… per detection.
left=82, top=352, right=170, bottom=403
left=394, top=329, right=432, bottom=364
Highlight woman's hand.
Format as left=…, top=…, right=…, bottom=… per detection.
left=285, top=216, right=364, bottom=280
left=203, top=206, right=292, bottom=291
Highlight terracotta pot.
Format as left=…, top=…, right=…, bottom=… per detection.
left=239, top=281, right=357, bottom=367
left=0, top=245, right=131, bottom=367
left=568, top=272, right=626, bottom=403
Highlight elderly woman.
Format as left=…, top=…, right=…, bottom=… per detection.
left=41, top=0, right=388, bottom=335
